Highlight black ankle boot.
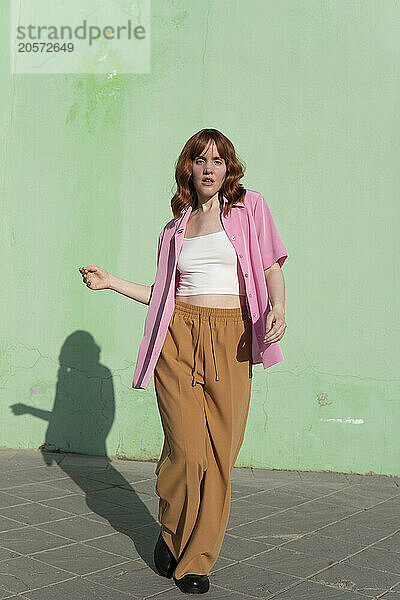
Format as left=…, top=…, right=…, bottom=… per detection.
left=154, top=531, right=177, bottom=578
left=173, top=573, right=210, bottom=594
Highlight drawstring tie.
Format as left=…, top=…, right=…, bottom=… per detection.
left=209, top=315, right=220, bottom=382
left=191, top=315, right=220, bottom=386
left=191, top=320, right=200, bottom=387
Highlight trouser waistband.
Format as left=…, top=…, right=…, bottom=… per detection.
left=174, top=299, right=250, bottom=321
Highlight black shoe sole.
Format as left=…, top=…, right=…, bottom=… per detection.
left=173, top=575, right=210, bottom=594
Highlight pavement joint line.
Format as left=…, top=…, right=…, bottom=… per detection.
left=272, top=481, right=400, bottom=498
left=0, top=540, right=120, bottom=568
left=30, top=526, right=120, bottom=545
left=0, top=575, right=80, bottom=598
left=0, top=511, right=154, bottom=535
left=144, top=579, right=263, bottom=600
left=0, top=548, right=25, bottom=561
left=314, top=526, right=400, bottom=548
left=0, top=531, right=115, bottom=558
left=252, top=483, right=399, bottom=506
left=28, top=535, right=152, bottom=562
left=374, top=581, right=400, bottom=599
left=137, top=583, right=178, bottom=599
left=20, top=551, right=135, bottom=581
left=207, top=583, right=262, bottom=599
left=221, top=523, right=400, bottom=564
left=1, top=493, right=80, bottom=505
left=266, top=574, right=376, bottom=599
left=213, top=557, right=400, bottom=599
left=1, top=572, right=142, bottom=599
left=0, top=502, right=93, bottom=521
left=228, top=486, right=400, bottom=523
left=232, top=483, right=363, bottom=504
left=229, top=528, right=400, bottom=599
left=209, top=580, right=304, bottom=599
left=82, top=574, right=144, bottom=599
left=229, top=483, right=357, bottom=504
left=1, top=477, right=72, bottom=490
left=226, top=501, right=366, bottom=531
left=0, top=492, right=156, bottom=520
left=236, top=526, right=400, bottom=566
left=15, top=521, right=153, bottom=548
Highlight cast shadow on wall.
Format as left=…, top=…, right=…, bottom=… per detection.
left=9, top=330, right=161, bottom=573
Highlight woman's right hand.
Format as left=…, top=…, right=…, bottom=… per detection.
left=79, top=266, right=112, bottom=291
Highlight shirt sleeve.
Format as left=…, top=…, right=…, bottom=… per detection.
left=253, top=193, right=288, bottom=270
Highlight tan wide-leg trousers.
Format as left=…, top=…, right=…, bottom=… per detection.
left=154, top=299, right=253, bottom=579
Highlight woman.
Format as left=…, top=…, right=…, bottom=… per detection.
left=79, top=128, right=288, bottom=595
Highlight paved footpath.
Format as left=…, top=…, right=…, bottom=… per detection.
left=0, top=449, right=399, bottom=599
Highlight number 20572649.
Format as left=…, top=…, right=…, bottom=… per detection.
left=17, top=42, right=74, bottom=53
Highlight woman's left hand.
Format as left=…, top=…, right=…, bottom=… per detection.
left=264, top=307, right=287, bottom=343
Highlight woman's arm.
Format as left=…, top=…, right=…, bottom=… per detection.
left=264, top=263, right=285, bottom=311
left=263, top=263, right=287, bottom=343
left=79, top=266, right=153, bottom=305
left=109, top=275, right=153, bottom=305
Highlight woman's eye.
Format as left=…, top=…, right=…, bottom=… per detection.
left=194, top=158, right=223, bottom=165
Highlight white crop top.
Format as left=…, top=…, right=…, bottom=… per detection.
left=176, top=230, right=247, bottom=296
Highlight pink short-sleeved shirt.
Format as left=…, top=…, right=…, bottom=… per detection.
left=132, top=189, right=288, bottom=390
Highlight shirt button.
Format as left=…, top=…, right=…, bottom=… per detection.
left=239, top=254, right=243, bottom=258
left=253, top=312, right=258, bottom=318
left=249, top=293, right=253, bottom=297
left=231, top=235, right=235, bottom=240
left=245, top=273, right=249, bottom=278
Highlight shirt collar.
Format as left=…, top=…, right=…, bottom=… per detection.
left=223, top=195, right=245, bottom=207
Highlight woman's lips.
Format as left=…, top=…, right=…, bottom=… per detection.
left=201, top=180, right=214, bottom=185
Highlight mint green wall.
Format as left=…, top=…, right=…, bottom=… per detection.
left=1, top=1, right=398, bottom=476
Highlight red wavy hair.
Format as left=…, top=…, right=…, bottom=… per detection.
left=171, top=129, right=246, bottom=219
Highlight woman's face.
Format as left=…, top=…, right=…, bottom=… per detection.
left=191, top=141, right=227, bottom=198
